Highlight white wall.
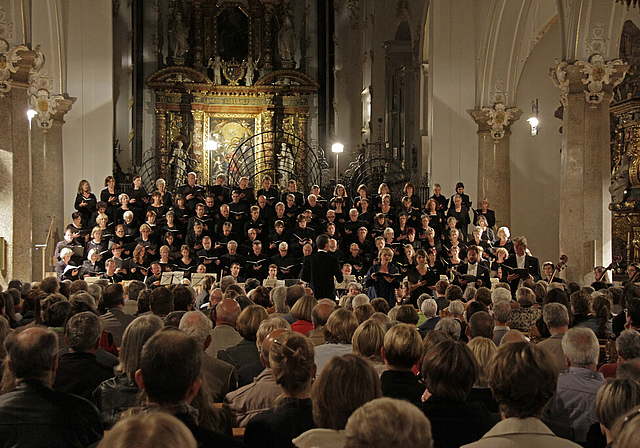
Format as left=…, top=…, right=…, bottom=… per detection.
left=510, top=21, right=563, bottom=264
left=429, top=0, right=479, bottom=200
left=62, top=0, right=113, bottom=222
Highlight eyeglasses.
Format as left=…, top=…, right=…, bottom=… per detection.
left=621, top=408, right=640, bottom=430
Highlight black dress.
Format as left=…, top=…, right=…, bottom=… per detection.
left=75, top=193, right=97, bottom=227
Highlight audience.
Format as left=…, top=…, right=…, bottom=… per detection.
left=99, top=283, right=135, bottom=346
left=0, top=327, right=102, bottom=447
left=547, top=327, right=605, bottom=444
left=205, top=298, right=242, bottom=358
left=380, top=324, right=424, bottom=404
left=244, top=331, right=316, bottom=447
left=314, top=307, right=358, bottom=374
left=538, top=302, right=570, bottom=375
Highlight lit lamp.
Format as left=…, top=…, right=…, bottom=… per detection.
left=205, top=140, right=218, bottom=185
left=332, top=142, right=344, bottom=182
left=527, top=99, right=539, bottom=136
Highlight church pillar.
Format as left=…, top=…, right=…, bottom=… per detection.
left=551, top=57, right=628, bottom=282
left=0, top=46, right=73, bottom=284
left=156, top=108, right=168, bottom=180
left=470, top=104, right=522, bottom=230
left=192, top=110, right=205, bottom=182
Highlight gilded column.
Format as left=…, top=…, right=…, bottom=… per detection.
left=296, top=112, right=309, bottom=184
left=470, top=103, right=522, bottom=231
left=260, top=110, right=276, bottom=186
left=551, top=56, right=628, bottom=282
left=156, top=108, right=168, bottom=180
left=192, top=110, right=205, bottom=182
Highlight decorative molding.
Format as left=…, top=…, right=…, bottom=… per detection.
left=549, top=59, right=569, bottom=106
left=0, top=40, right=27, bottom=98
left=0, top=5, right=15, bottom=40
left=489, top=79, right=508, bottom=105
left=479, top=103, right=521, bottom=141
left=585, top=22, right=609, bottom=57
left=576, top=54, right=626, bottom=106
left=27, top=46, right=65, bottom=130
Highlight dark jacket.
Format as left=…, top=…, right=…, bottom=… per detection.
left=0, top=379, right=102, bottom=447
left=244, top=397, right=315, bottom=448
left=92, top=372, right=140, bottom=429
left=299, top=250, right=343, bottom=300
left=218, top=339, right=261, bottom=373
left=52, top=352, right=114, bottom=400
left=380, top=370, right=425, bottom=405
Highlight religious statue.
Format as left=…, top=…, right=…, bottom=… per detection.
left=278, top=14, right=297, bottom=64
left=169, top=140, right=188, bottom=185
left=170, top=11, right=189, bottom=59
left=244, top=55, right=258, bottom=86
left=610, top=152, right=631, bottom=204
left=208, top=55, right=223, bottom=85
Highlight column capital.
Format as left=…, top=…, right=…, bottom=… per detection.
left=550, top=56, right=629, bottom=107
left=470, top=103, right=523, bottom=141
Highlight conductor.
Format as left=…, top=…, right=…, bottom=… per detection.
left=300, top=234, right=343, bottom=300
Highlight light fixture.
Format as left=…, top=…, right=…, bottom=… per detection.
left=27, top=109, right=37, bottom=124
left=331, top=142, right=344, bottom=182
left=527, top=99, right=539, bottom=136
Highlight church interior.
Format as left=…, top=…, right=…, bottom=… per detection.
left=3, top=0, right=640, bottom=285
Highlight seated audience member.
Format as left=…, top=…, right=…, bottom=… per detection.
left=434, top=317, right=461, bottom=341
left=294, top=354, right=382, bottom=447
left=306, top=301, right=336, bottom=346
left=290, top=295, right=318, bottom=335
left=218, top=305, right=268, bottom=373
left=380, top=324, right=425, bottom=404
left=100, top=283, right=136, bottom=346
left=492, top=301, right=511, bottom=346
left=352, top=319, right=386, bottom=376
left=509, top=286, right=541, bottom=332
left=418, top=297, right=441, bottom=333
left=0, top=327, right=102, bottom=447
left=611, top=405, right=640, bottom=447
left=538, top=302, right=570, bottom=375
left=588, top=378, right=640, bottom=447
left=205, top=298, right=243, bottom=358
left=53, top=312, right=114, bottom=400
left=466, top=337, right=499, bottom=413
left=93, top=315, right=164, bottom=429
left=547, top=327, right=605, bottom=444
left=343, top=397, right=433, bottom=448
left=465, top=341, right=580, bottom=447
left=599, top=329, right=640, bottom=379
left=244, top=331, right=316, bottom=448
left=135, top=329, right=243, bottom=446
left=235, top=316, right=292, bottom=387
left=97, top=412, right=196, bottom=448
left=314, top=308, right=359, bottom=374
left=354, top=304, right=375, bottom=324
left=466, top=311, right=495, bottom=340
left=149, top=286, right=174, bottom=318
left=223, top=328, right=288, bottom=427
left=179, top=311, right=236, bottom=403
left=421, top=339, right=493, bottom=447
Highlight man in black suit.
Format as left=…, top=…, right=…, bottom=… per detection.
left=300, top=234, right=343, bottom=299
left=506, top=236, right=541, bottom=292
left=454, top=245, right=490, bottom=289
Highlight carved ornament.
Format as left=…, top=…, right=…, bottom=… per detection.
left=347, top=0, right=359, bottom=30
left=27, top=46, right=65, bottom=130
left=576, top=54, right=626, bottom=106
left=549, top=59, right=569, bottom=106
left=480, top=102, right=520, bottom=141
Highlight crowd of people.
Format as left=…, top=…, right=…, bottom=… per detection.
left=1, top=173, right=639, bottom=446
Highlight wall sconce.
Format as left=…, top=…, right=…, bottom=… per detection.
left=527, top=99, right=539, bottom=136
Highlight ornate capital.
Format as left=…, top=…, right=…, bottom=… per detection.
left=576, top=54, right=627, bottom=106
left=551, top=55, right=629, bottom=108
left=471, top=103, right=523, bottom=141
left=27, top=46, right=66, bottom=131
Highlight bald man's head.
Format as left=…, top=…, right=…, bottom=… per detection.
left=261, top=329, right=288, bottom=368
left=312, top=303, right=335, bottom=328
left=6, top=327, right=58, bottom=384
left=214, top=299, right=241, bottom=327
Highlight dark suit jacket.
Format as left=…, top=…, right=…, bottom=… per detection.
left=455, top=262, right=491, bottom=289
left=217, top=339, right=261, bottom=373
left=299, top=250, right=343, bottom=299
left=201, top=353, right=237, bottom=403
left=506, top=254, right=542, bottom=292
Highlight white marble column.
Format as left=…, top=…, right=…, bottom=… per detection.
left=470, top=104, right=522, bottom=230
left=551, top=57, right=628, bottom=282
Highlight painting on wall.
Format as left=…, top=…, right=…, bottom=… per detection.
left=205, top=115, right=257, bottom=181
